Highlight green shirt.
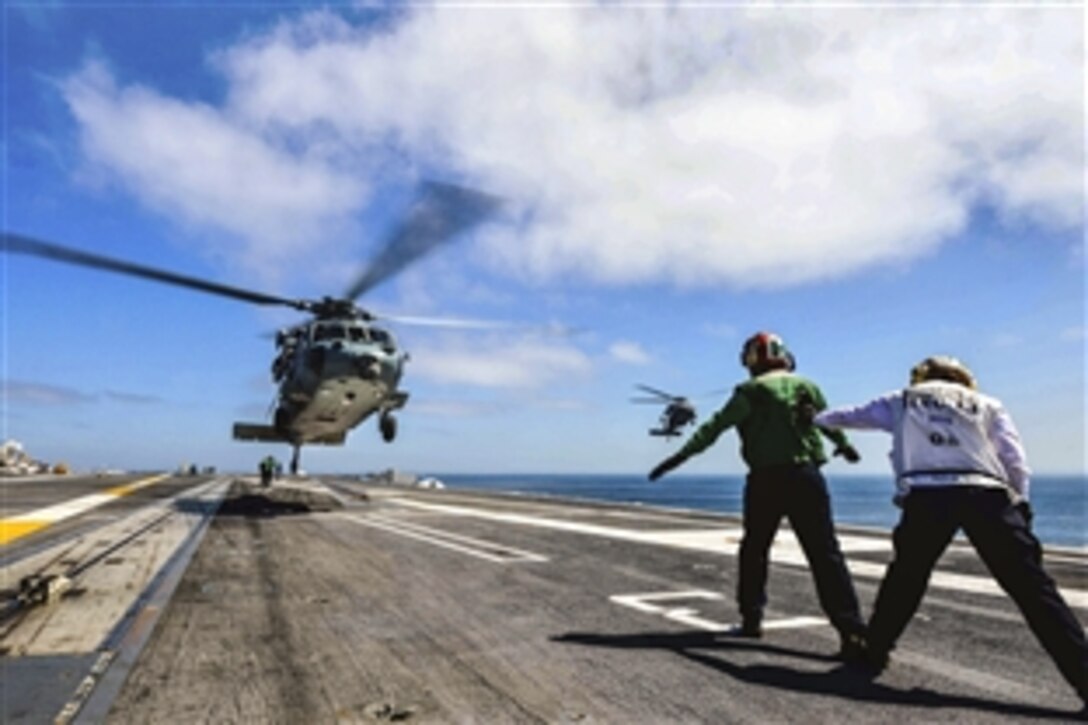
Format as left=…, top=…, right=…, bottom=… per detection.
left=677, top=370, right=851, bottom=470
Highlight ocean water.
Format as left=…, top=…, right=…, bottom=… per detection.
left=437, top=473, right=1087, bottom=550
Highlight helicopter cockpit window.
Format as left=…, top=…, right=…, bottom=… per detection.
left=348, top=326, right=367, bottom=342
left=370, top=329, right=390, bottom=345
left=315, top=324, right=348, bottom=342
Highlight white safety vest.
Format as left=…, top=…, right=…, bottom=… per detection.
left=893, top=381, right=1008, bottom=490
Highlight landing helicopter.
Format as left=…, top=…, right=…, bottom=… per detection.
left=4, top=181, right=502, bottom=475
left=631, top=384, right=699, bottom=438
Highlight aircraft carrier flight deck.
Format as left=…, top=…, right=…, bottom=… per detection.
left=1, top=472, right=1085, bottom=723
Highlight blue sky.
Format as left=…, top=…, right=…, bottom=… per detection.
left=2, top=3, right=1084, bottom=477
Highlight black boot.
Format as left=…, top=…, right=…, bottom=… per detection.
left=836, top=631, right=867, bottom=663
left=727, top=615, right=763, bottom=638
left=851, top=644, right=889, bottom=679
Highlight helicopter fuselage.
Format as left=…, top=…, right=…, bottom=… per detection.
left=235, top=315, right=409, bottom=452
left=649, top=400, right=697, bottom=438
left=276, top=316, right=408, bottom=443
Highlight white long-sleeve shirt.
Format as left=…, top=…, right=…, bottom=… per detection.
left=814, top=380, right=1031, bottom=500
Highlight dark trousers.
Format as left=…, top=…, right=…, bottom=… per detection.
left=738, top=464, right=864, bottom=637
left=869, top=486, right=1087, bottom=700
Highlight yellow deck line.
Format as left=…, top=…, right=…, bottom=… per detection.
left=104, top=475, right=169, bottom=497
left=0, top=520, right=48, bottom=545
left=0, top=473, right=170, bottom=546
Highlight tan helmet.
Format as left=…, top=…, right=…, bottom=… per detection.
left=909, top=356, right=977, bottom=389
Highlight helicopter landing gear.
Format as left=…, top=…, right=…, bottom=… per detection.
left=380, top=412, right=397, bottom=443
left=290, top=445, right=301, bottom=476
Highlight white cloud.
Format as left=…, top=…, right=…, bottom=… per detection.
left=1060, top=326, right=1086, bottom=342
left=990, top=332, right=1023, bottom=349
left=63, top=5, right=1083, bottom=289
left=4, top=380, right=95, bottom=405
left=409, top=337, right=592, bottom=389
left=702, top=322, right=738, bottom=339
left=62, top=60, right=368, bottom=280
left=609, top=340, right=651, bottom=365
left=104, top=390, right=163, bottom=405
left=409, top=399, right=509, bottom=418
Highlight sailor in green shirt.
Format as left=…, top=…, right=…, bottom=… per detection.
left=650, top=332, right=866, bottom=658
left=259, top=455, right=277, bottom=487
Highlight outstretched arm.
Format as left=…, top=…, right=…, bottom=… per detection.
left=649, top=452, right=687, bottom=481
left=814, top=393, right=898, bottom=433
left=649, top=391, right=750, bottom=481
left=802, top=385, right=859, bottom=459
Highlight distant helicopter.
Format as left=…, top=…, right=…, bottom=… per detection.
left=631, top=384, right=699, bottom=438
left=4, top=181, right=503, bottom=475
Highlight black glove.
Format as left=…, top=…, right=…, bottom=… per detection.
left=649, top=453, right=686, bottom=482
left=834, top=443, right=860, bottom=464
left=1015, top=500, right=1033, bottom=526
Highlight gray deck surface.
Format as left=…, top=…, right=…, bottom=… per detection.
left=1, top=474, right=1085, bottom=723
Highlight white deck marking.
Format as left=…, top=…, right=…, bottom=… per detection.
left=610, top=590, right=827, bottom=632
left=391, top=498, right=1088, bottom=608
left=337, top=513, right=548, bottom=564
left=607, top=591, right=1052, bottom=703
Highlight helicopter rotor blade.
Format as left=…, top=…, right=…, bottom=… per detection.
left=3, top=233, right=309, bottom=310
left=634, top=383, right=677, bottom=400
left=376, top=313, right=578, bottom=337
left=376, top=313, right=520, bottom=331
left=343, top=181, right=502, bottom=302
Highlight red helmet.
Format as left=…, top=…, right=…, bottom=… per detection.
left=741, top=332, right=794, bottom=375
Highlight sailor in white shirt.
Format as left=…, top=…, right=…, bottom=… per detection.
left=815, top=356, right=1087, bottom=708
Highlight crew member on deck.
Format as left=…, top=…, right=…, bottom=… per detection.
left=259, top=455, right=277, bottom=487
left=815, top=356, right=1087, bottom=710
left=649, top=331, right=866, bottom=659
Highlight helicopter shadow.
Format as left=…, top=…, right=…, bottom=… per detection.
left=172, top=493, right=310, bottom=519
left=551, top=630, right=1077, bottom=721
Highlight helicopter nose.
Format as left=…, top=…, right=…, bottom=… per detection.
left=356, top=355, right=381, bottom=380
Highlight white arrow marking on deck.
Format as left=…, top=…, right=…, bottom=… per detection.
left=610, top=590, right=827, bottom=632
left=391, top=498, right=1088, bottom=609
